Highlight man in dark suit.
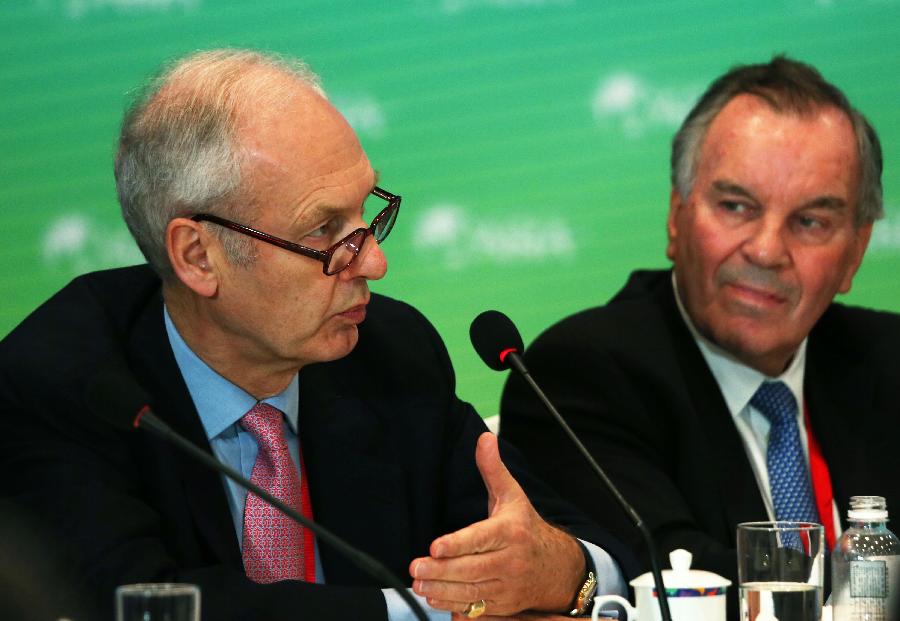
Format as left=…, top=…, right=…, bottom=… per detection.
left=0, top=50, right=632, bottom=621
left=501, top=56, right=899, bottom=591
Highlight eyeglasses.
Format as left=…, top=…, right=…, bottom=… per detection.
left=192, top=186, right=401, bottom=276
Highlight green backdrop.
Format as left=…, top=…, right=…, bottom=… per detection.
left=2, top=0, right=899, bottom=418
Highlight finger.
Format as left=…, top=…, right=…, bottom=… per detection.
left=409, top=556, right=427, bottom=580
left=427, top=597, right=495, bottom=618
left=426, top=514, right=508, bottom=559
left=412, top=548, right=504, bottom=582
left=429, top=597, right=518, bottom=619
left=413, top=577, right=499, bottom=607
left=449, top=613, right=525, bottom=621
left=469, top=616, right=572, bottom=621
left=427, top=596, right=475, bottom=614
left=474, top=432, right=523, bottom=509
left=450, top=611, right=571, bottom=621
left=425, top=597, right=469, bottom=619
left=413, top=574, right=506, bottom=605
left=425, top=596, right=499, bottom=615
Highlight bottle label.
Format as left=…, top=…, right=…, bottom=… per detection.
left=850, top=560, right=888, bottom=598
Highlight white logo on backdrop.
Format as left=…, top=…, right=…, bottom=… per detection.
left=42, top=214, right=143, bottom=274
left=591, top=72, right=698, bottom=138
left=869, top=207, right=900, bottom=251
left=35, top=0, right=199, bottom=20
left=333, top=95, right=387, bottom=138
left=413, top=203, right=575, bottom=269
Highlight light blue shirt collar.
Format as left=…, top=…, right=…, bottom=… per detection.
left=163, top=307, right=299, bottom=438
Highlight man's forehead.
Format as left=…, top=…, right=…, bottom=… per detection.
left=239, top=83, right=350, bottom=149
left=238, top=86, right=369, bottom=184
left=699, top=96, right=858, bottom=176
left=705, top=94, right=855, bottom=146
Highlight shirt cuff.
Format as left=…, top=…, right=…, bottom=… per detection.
left=580, top=537, right=628, bottom=598
left=382, top=587, right=450, bottom=621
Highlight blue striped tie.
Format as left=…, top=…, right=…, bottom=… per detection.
left=751, top=381, right=820, bottom=524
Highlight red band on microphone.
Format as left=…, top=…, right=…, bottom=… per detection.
left=134, top=405, right=151, bottom=429
left=498, top=348, right=518, bottom=364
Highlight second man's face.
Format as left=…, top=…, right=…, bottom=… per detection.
left=667, top=94, right=872, bottom=376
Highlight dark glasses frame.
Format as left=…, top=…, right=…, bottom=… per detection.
left=191, top=186, right=401, bottom=275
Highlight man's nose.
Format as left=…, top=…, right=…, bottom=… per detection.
left=741, top=217, right=790, bottom=269
left=343, top=234, right=388, bottom=281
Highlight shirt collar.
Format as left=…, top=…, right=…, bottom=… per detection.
left=671, top=272, right=806, bottom=418
left=163, top=306, right=299, bottom=440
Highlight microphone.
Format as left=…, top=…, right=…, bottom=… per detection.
left=470, top=310, right=673, bottom=621
left=86, top=368, right=429, bottom=621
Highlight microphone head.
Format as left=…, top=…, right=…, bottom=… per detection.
left=469, top=310, right=524, bottom=371
left=85, top=364, right=151, bottom=431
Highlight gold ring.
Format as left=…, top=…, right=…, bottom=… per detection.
left=463, top=599, right=486, bottom=618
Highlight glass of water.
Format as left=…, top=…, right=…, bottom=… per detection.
left=737, top=521, right=824, bottom=621
left=115, top=583, right=200, bottom=621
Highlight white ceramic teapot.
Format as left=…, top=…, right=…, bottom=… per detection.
left=592, top=549, right=731, bottom=621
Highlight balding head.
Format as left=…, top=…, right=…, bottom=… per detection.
left=115, top=49, right=326, bottom=279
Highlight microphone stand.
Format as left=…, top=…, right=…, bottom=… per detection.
left=506, top=355, right=673, bottom=621
left=137, top=410, right=430, bottom=621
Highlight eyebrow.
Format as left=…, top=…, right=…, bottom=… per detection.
left=711, top=180, right=848, bottom=211
left=800, top=196, right=847, bottom=211
left=290, top=170, right=382, bottom=232
left=712, top=180, right=757, bottom=201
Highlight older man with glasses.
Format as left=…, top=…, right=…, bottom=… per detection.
left=0, top=50, right=633, bottom=621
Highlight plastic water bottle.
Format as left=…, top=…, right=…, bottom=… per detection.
left=832, top=496, right=900, bottom=621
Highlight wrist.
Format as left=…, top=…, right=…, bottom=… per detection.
left=567, top=540, right=598, bottom=616
left=539, top=531, right=588, bottom=613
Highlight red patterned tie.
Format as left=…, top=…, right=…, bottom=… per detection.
left=240, top=402, right=315, bottom=583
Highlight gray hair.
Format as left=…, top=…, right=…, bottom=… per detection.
left=671, top=55, right=883, bottom=226
left=114, top=49, right=325, bottom=279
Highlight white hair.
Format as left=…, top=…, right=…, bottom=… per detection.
left=115, top=49, right=326, bottom=278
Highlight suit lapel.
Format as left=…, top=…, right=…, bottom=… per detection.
left=297, top=359, right=413, bottom=587
left=655, top=276, right=768, bottom=537
left=126, top=293, right=243, bottom=570
left=804, top=320, right=874, bottom=516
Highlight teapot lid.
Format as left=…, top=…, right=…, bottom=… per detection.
left=629, top=549, right=732, bottom=590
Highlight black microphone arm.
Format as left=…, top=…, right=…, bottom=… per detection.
left=470, top=310, right=672, bottom=621
left=89, top=373, right=429, bottom=621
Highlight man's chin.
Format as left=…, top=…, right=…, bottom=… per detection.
left=710, top=326, right=796, bottom=375
left=317, top=328, right=360, bottom=363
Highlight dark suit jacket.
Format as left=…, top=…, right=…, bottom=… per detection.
left=0, top=265, right=635, bottom=621
left=501, top=269, right=900, bottom=590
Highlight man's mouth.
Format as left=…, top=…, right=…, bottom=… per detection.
left=726, top=281, right=788, bottom=305
left=337, top=303, right=367, bottom=323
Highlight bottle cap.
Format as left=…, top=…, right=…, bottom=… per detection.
left=848, top=495, right=888, bottom=521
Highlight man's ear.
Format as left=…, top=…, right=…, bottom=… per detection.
left=666, top=187, right=683, bottom=262
left=838, top=221, right=874, bottom=294
left=166, top=217, right=219, bottom=298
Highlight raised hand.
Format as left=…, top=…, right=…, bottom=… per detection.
left=409, top=432, right=585, bottom=618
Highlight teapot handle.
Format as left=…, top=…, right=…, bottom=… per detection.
left=592, top=594, right=637, bottom=621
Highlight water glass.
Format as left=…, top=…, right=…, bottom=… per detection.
left=115, top=583, right=200, bottom=621
left=737, top=521, right=824, bottom=621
